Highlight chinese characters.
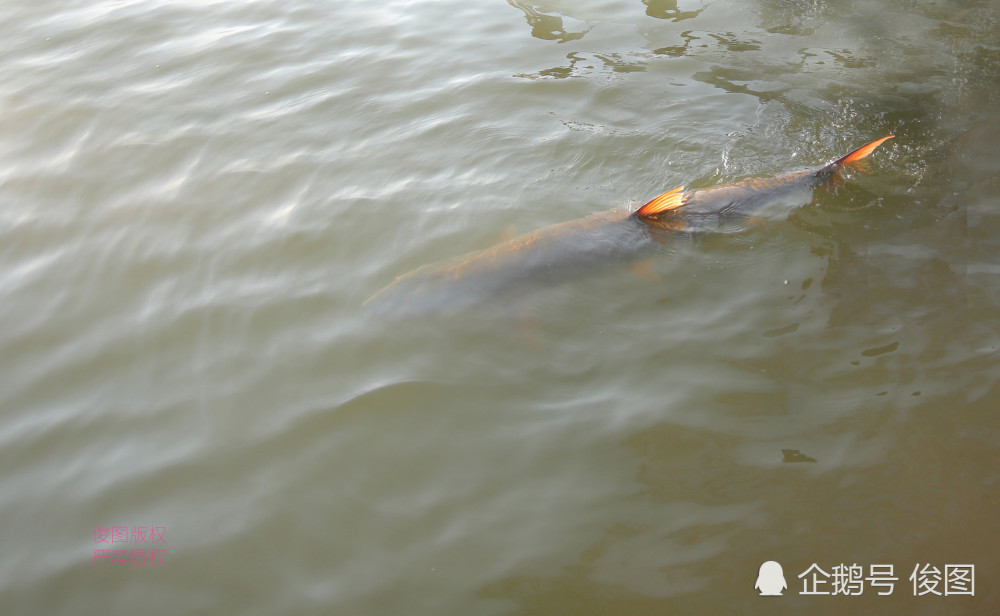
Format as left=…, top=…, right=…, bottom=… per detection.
left=91, top=525, right=166, bottom=566
left=793, top=562, right=973, bottom=597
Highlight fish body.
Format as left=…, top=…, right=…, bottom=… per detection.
left=662, top=168, right=822, bottom=231
left=366, top=136, right=894, bottom=315
left=366, top=207, right=658, bottom=315
left=636, top=135, right=895, bottom=232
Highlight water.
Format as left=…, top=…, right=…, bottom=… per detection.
left=1, top=0, right=998, bottom=614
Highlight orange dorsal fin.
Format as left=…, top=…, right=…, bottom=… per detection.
left=635, top=186, right=686, bottom=219
left=835, top=135, right=894, bottom=167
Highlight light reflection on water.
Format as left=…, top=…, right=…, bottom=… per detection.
left=0, top=0, right=998, bottom=614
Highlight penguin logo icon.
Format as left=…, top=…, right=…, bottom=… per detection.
left=755, top=561, right=787, bottom=596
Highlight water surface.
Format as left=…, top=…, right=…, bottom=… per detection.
left=1, top=0, right=998, bottom=614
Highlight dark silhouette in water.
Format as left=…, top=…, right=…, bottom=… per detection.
left=366, top=136, right=894, bottom=316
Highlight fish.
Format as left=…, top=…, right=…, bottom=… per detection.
left=365, top=135, right=894, bottom=316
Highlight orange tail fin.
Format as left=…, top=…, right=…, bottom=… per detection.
left=635, top=186, right=686, bottom=219
left=835, top=135, right=894, bottom=167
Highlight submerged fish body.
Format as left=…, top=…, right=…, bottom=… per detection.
left=366, top=136, right=894, bottom=315
left=653, top=168, right=823, bottom=233
left=636, top=136, right=896, bottom=232
left=365, top=208, right=660, bottom=315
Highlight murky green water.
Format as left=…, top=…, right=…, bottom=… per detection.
left=1, top=0, right=998, bottom=614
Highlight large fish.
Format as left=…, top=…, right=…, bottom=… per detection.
left=365, top=136, right=894, bottom=316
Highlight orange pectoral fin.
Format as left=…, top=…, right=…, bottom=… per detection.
left=635, top=186, right=686, bottom=219
left=836, top=135, right=894, bottom=167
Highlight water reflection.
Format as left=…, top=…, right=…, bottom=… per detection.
left=515, top=50, right=649, bottom=80
left=507, top=0, right=589, bottom=43
left=643, top=0, right=703, bottom=22
left=508, top=0, right=705, bottom=45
